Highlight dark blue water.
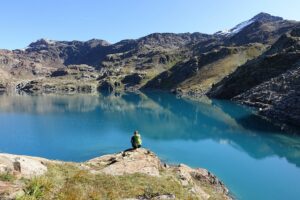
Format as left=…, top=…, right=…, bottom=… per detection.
left=0, top=92, right=300, bottom=200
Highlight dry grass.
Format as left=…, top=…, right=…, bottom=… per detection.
left=17, top=163, right=197, bottom=200
left=179, top=45, right=266, bottom=93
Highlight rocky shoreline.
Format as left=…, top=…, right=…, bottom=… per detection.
left=0, top=148, right=231, bottom=200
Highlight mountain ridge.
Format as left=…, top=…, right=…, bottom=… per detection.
left=0, top=12, right=300, bottom=131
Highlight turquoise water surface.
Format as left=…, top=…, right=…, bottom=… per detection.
left=0, top=92, right=300, bottom=200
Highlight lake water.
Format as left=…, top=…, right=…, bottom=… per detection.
left=0, top=92, right=300, bottom=200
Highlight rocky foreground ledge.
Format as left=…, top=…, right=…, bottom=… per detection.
left=0, top=149, right=231, bottom=200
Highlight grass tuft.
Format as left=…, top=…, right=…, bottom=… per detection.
left=17, top=163, right=196, bottom=200
left=0, top=172, right=15, bottom=182
left=18, top=177, right=52, bottom=200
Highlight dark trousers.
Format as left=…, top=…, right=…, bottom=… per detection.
left=132, top=143, right=141, bottom=149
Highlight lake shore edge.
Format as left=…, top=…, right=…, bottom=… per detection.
left=1, top=89, right=299, bottom=135
left=0, top=148, right=232, bottom=200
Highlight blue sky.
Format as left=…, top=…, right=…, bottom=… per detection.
left=1, top=0, right=300, bottom=49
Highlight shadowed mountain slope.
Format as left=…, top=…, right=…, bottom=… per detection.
left=1, top=12, right=300, bottom=130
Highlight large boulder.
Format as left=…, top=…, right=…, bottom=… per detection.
left=86, top=148, right=162, bottom=176
left=0, top=154, right=48, bottom=178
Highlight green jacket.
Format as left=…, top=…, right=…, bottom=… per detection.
left=131, top=134, right=142, bottom=145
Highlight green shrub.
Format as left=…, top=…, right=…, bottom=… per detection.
left=0, top=172, right=15, bottom=182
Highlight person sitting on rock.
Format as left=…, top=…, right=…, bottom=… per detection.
left=131, top=130, right=142, bottom=149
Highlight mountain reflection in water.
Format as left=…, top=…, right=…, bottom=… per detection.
left=1, top=92, right=300, bottom=199
left=0, top=92, right=299, bottom=167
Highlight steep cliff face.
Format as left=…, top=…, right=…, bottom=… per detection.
left=0, top=149, right=231, bottom=200
left=208, top=28, right=300, bottom=129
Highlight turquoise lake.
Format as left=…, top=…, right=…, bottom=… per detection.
left=0, top=92, right=300, bottom=200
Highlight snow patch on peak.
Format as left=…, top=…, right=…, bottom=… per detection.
left=215, top=29, right=231, bottom=36
left=230, top=19, right=255, bottom=34
left=215, top=19, right=255, bottom=37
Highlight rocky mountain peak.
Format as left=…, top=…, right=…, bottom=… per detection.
left=251, top=12, right=283, bottom=23
left=215, top=12, right=284, bottom=37
left=27, top=38, right=110, bottom=50
left=29, top=38, right=56, bottom=47
left=136, top=32, right=211, bottom=48
left=86, top=39, right=111, bottom=47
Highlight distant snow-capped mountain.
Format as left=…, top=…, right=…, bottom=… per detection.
left=215, top=12, right=284, bottom=37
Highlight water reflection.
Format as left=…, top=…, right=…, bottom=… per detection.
left=0, top=92, right=300, bottom=167
left=0, top=93, right=100, bottom=113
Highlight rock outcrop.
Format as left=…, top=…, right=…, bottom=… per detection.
left=86, top=148, right=231, bottom=199
left=0, top=149, right=231, bottom=200
left=208, top=28, right=300, bottom=130
left=0, top=154, right=49, bottom=178
left=86, top=149, right=162, bottom=177
left=233, top=66, right=300, bottom=130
